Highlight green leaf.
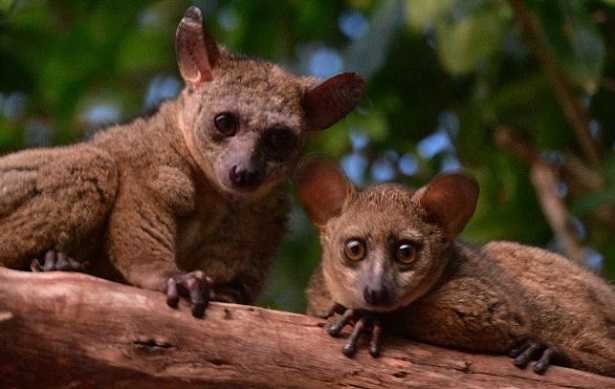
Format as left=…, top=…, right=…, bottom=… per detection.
left=404, top=0, right=453, bottom=30
left=572, top=157, right=615, bottom=215
left=533, top=1, right=606, bottom=94
left=0, top=0, right=15, bottom=14
left=435, top=10, right=505, bottom=75
left=567, top=23, right=605, bottom=93
left=573, top=190, right=615, bottom=216
left=116, top=28, right=170, bottom=74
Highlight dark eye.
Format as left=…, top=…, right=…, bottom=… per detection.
left=264, top=128, right=297, bottom=160
left=344, top=239, right=366, bottom=262
left=214, top=112, right=239, bottom=137
left=396, top=241, right=417, bottom=264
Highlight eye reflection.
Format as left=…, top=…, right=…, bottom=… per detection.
left=395, top=240, right=417, bottom=264
left=214, top=112, right=239, bottom=137
left=344, top=238, right=366, bottom=262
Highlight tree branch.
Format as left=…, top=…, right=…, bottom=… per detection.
left=529, top=162, right=585, bottom=263
left=507, top=0, right=601, bottom=167
left=495, top=127, right=585, bottom=264
left=1, top=268, right=613, bottom=388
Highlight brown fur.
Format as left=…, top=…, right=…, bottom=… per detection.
left=300, top=159, right=615, bottom=377
left=0, top=7, right=364, bottom=306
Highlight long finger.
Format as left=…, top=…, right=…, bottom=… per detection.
left=166, top=278, right=180, bottom=308
left=342, top=317, right=366, bottom=357
left=514, top=343, right=543, bottom=368
left=189, top=278, right=208, bottom=318
left=30, top=258, right=43, bottom=272
left=327, top=309, right=355, bottom=337
left=321, top=303, right=345, bottom=319
left=43, top=251, right=56, bottom=272
left=533, top=348, right=555, bottom=374
left=368, top=318, right=383, bottom=357
left=509, top=340, right=530, bottom=358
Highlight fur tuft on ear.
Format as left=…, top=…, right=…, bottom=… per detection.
left=175, top=6, right=220, bottom=84
left=302, top=73, right=365, bottom=130
left=412, top=173, right=479, bottom=238
left=294, top=157, right=354, bottom=227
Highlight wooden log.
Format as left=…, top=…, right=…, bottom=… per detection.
left=0, top=268, right=613, bottom=388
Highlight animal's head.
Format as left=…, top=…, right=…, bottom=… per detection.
left=296, top=159, right=479, bottom=312
left=175, top=7, right=365, bottom=200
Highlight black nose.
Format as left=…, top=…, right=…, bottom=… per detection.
left=229, top=165, right=263, bottom=189
left=363, top=286, right=391, bottom=306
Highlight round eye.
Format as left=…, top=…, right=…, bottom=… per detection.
left=264, top=128, right=297, bottom=160
left=344, top=239, right=366, bottom=262
left=214, top=112, right=239, bottom=137
left=396, top=241, right=417, bottom=264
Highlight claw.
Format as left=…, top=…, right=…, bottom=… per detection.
left=165, top=271, right=211, bottom=318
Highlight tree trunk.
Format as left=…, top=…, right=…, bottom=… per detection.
left=0, top=268, right=613, bottom=389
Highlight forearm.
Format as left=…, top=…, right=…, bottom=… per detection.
left=107, top=185, right=179, bottom=291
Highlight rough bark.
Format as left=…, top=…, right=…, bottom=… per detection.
left=0, top=268, right=613, bottom=389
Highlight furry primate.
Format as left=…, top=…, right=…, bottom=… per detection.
left=298, top=159, right=615, bottom=377
left=0, top=7, right=365, bottom=317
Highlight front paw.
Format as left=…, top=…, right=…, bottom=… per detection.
left=326, top=305, right=384, bottom=358
left=165, top=271, right=213, bottom=318
left=31, top=250, right=89, bottom=273
left=509, top=340, right=562, bottom=374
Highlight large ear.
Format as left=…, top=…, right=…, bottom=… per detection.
left=412, top=173, right=479, bottom=238
left=294, top=158, right=354, bottom=227
left=302, top=73, right=366, bottom=130
left=175, top=6, right=220, bottom=84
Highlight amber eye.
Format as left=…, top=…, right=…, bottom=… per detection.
left=396, top=241, right=417, bottom=264
left=344, top=239, right=366, bottom=262
left=214, top=112, right=239, bottom=137
left=264, top=128, right=297, bottom=160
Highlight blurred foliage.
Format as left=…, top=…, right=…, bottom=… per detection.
left=1, top=0, right=614, bottom=312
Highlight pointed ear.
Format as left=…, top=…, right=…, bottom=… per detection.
left=412, top=173, right=479, bottom=238
left=295, top=158, right=354, bottom=227
left=302, top=73, right=365, bottom=130
left=175, top=6, right=220, bottom=84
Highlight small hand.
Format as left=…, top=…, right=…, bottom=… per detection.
left=509, top=340, right=562, bottom=374
left=326, top=305, right=384, bottom=358
left=165, top=271, right=213, bottom=318
left=31, top=250, right=89, bottom=273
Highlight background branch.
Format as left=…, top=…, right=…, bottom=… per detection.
left=495, top=127, right=585, bottom=264
left=529, top=163, right=585, bottom=264
left=1, top=268, right=613, bottom=388
left=507, top=0, right=601, bottom=167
